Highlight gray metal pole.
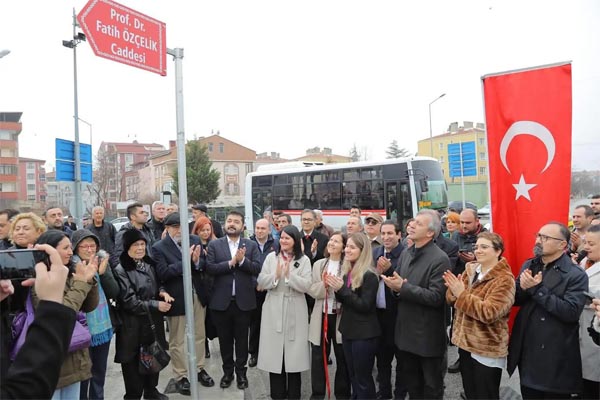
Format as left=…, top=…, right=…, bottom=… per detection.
left=72, top=8, right=83, bottom=226
left=428, top=93, right=446, bottom=158
left=168, top=47, right=199, bottom=398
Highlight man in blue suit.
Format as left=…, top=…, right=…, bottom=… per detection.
left=206, top=211, right=261, bottom=390
left=153, top=213, right=214, bottom=395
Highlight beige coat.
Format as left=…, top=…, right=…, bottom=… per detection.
left=256, top=252, right=312, bottom=373
left=579, top=259, right=600, bottom=382
left=32, top=276, right=98, bottom=389
left=308, top=258, right=342, bottom=345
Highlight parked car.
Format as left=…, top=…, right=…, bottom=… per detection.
left=477, top=203, right=491, bottom=218
left=111, top=216, right=129, bottom=231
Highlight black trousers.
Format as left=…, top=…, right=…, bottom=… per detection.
left=248, top=292, right=266, bottom=356
left=458, top=348, right=501, bottom=400
left=397, top=350, right=445, bottom=400
left=520, top=385, right=573, bottom=399
left=211, top=300, right=252, bottom=376
left=342, top=336, right=378, bottom=400
left=311, top=313, right=350, bottom=399
left=376, top=312, right=406, bottom=399
left=270, top=357, right=301, bottom=400
left=120, top=359, right=160, bottom=399
left=581, top=379, right=600, bottom=400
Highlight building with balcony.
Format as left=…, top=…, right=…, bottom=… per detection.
left=17, top=157, right=47, bottom=208
left=0, top=112, right=22, bottom=207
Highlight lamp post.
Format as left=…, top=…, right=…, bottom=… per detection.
left=62, top=8, right=86, bottom=227
left=428, top=93, right=446, bottom=157
left=77, top=117, right=93, bottom=148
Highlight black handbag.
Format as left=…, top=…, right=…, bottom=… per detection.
left=138, top=303, right=170, bottom=375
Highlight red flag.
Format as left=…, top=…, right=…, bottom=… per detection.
left=483, top=63, right=572, bottom=279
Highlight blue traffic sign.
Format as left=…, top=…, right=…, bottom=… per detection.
left=448, top=141, right=477, bottom=178
left=56, top=160, right=93, bottom=183
left=55, top=138, right=92, bottom=164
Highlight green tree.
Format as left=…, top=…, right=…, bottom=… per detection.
left=386, top=140, right=411, bottom=158
left=172, top=140, right=221, bottom=204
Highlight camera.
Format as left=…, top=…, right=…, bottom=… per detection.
left=0, top=249, right=49, bottom=280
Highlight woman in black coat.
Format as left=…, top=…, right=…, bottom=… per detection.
left=114, top=229, right=173, bottom=400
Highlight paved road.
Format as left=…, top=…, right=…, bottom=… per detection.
left=104, top=336, right=523, bottom=400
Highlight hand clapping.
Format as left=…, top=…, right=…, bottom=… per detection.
left=519, top=269, right=542, bottom=290
left=442, top=270, right=465, bottom=298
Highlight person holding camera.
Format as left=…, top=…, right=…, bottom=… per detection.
left=1, top=243, right=78, bottom=399
left=72, top=229, right=120, bottom=400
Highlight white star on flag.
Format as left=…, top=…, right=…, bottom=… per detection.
left=513, top=174, right=537, bottom=201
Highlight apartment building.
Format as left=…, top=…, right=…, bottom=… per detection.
left=0, top=112, right=21, bottom=207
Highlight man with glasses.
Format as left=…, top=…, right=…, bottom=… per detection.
left=508, top=222, right=589, bottom=399
left=153, top=212, right=214, bottom=394
left=365, top=213, right=384, bottom=249
left=299, top=209, right=328, bottom=265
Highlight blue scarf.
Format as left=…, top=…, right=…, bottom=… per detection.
left=86, top=273, right=113, bottom=346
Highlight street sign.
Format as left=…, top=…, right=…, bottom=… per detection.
left=56, top=160, right=93, bottom=183
left=55, top=139, right=93, bottom=183
left=77, top=0, right=167, bottom=76
left=55, top=139, right=92, bottom=164
left=448, top=141, right=477, bottom=178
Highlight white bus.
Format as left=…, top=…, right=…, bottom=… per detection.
left=245, top=156, right=448, bottom=232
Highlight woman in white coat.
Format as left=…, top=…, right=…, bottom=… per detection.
left=257, top=225, right=312, bottom=399
left=578, top=224, right=600, bottom=400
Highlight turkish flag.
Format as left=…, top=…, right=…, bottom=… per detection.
left=483, top=63, right=572, bottom=279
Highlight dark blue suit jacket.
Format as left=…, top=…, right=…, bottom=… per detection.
left=372, top=243, right=404, bottom=346
left=206, top=236, right=261, bottom=311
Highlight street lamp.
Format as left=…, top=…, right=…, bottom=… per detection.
left=428, top=93, right=446, bottom=157
left=0, top=49, right=10, bottom=59
left=62, top=8, right=86, bottom=227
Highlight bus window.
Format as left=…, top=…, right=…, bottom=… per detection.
left=273, top=185, right=292, bottom=210
left=252, top=189, right=272, bottom=222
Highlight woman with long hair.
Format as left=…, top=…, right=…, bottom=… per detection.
left=34, top=230, right=99, bottom=400
left=308, top=232, right=351, bottom=399
left=325, top=233, right=380, bottom=399
left=192, top=216, right=217, bottom=356
left=257, top=225, right=312, bottom=399
left=443, top=232, right=515, bottom=400
left=71, top=229, right=120, bottom=400
left=113, top=229, right=172, bottom=400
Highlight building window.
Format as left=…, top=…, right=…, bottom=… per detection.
left=479, top=166, right=487, bottom=176
left=246, top=163, right=253, bottom=174
left=226, top=183, right=239, bottom=195
left=479, top=152, right=486, bottom=161
left=27, top=184, right=36, bottom=191
left=219, top=143, right=224, bottom=153
left=40, top=195, right=46, bottom=202
left=479, top=138, right=485, bottom=146
left=0, top=165, right=18, bottom=175
left=438, top=142, right=444, bottom=150
left=40, top=174, right=46, bottom=181
left=27, top=195, right=36, bottom=201
left=27, top=173, right=35, bottom=179
left=208, top=143, right=213, bottom=152
left=27, top=162, right=35, bottom=170
left=439, top=156, right=444, bottom=163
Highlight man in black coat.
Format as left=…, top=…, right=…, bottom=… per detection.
left=382, top=210, right=449, bottom=400
left=206, top=211, right=260, bottom=390
left=299, top=209, right=328, bottom=314
left=372, top=220, right=406, bottom=400
left=153, top=213, right=214, bottom=395
left=190, top=204, right=224, bottom=238
left=508, top=222, right=589, bottom=399
left=87, top=206, right=117, bottom=255
left=146, top=201, right=166, bottom=241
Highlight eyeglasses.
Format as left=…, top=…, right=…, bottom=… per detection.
left=79, top=244, right=97, bottom=250
left=472, top=244, right=493, bottom=250
left=535, top=233, right=565, bottom=243
left=365, top=220, right=380, bottom=225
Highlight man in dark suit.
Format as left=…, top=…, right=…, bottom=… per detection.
left=372, top=220, right=406, bottom=400
left=206, top=211, right=260, bottom=390
left=299, top=209, right=328, bottom=314
left=382, top=210, right=449, bottom=400
left=153, top=213, right=214, bottom=395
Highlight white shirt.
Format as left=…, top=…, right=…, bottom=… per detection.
left=228, top=237, right=240, bottom=296
left=323, top=260, right=341, bottom=314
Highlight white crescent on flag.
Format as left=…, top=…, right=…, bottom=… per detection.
left=499, top=120, right=556, bottom=173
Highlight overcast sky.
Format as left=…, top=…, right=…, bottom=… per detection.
left=1, top=0, right=599, bottom=171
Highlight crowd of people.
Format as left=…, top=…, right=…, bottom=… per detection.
left=0, top=197, right=599, bottom=400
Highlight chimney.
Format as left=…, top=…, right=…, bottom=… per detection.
left=169, top=140, right=176, bottom=149
left=463, top=121, right=473, bottom=129
left=449, top=122, right=459, bottom=133
left=476, top=122, right=485, bottom=130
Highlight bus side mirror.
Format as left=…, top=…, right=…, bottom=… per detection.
left=420, top=178, right=429, bottom=193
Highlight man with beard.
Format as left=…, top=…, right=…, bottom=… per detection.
left=508, top=222, right=588, bottom=399
left=153, top=213, right=214, bottom=394
left=206, top=211, right=260, bottom=390
left=591, top=194, right=600, bottom=217
left=43, top=206, right=72, bottom=238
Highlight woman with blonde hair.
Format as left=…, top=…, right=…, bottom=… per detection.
left=326, top=233, right=380, bottom=399
left=8, top=212, right=46, bottom=249
left=443, top=232, right=515, bottom=400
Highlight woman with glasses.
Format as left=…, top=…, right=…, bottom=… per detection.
left=72, top=229, right=120, bottom=400
left=443, top=232, right=515, bottom=400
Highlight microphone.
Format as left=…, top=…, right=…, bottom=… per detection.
left=97, top=249, right=108, bottom=261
